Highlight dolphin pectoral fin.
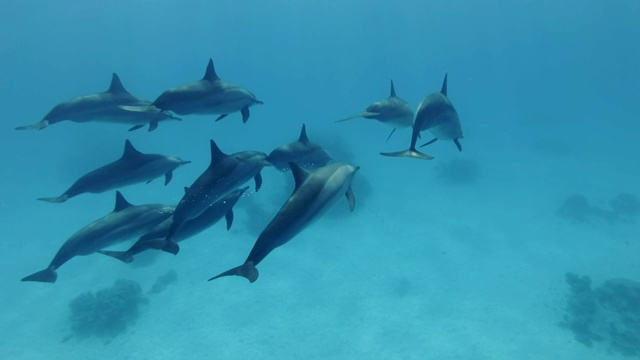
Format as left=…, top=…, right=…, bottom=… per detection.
left=21, top=267, right=57, bottom=283
left=346, top=186, right=356, bottom=212
left=146, top=179, right=153, bottom=184
left=148, top=120, right=159, bottom=132
left=215, top=114, right=228, bottom=121
left=241, top=107, right=250, bottom=123
left=380, top=148, right=435, bottom=160
left=225, top=209, right=234, bottom=231
left=161, top=239, right=180, bottom=255
left=454, top=138, right=462, bottom=151
left=208, top=261, right=258, bottom=283
left=254, top=172, right=263, bottom=192
left=98, top=250, right=134, bottom=264
left=15, top=120, right=49, bottom=131
left=164, top=171, right=173, bottom=185
left=386, top=128, right=397, bottom=142
left=128, top=124, right=144, bottom=131
left=37, top=194, right=69, bottom=203
left=419, top=138, right=438, bottom=148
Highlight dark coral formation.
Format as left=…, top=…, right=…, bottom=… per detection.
left=68, top=279, right=148, bottom=339
left=560, top=272, right=640, bottom=357
left=557, top=193, right=639, bottom=223
left=435, top=158, right=481, bottom=185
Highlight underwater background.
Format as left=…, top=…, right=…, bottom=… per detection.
left=1, top=1, right=639, bottom=359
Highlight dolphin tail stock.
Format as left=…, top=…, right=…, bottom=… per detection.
left=98, top=250, right=134, bottom=264
left=15, top=120, right=49, bottom=131
left=208, top=261, right=258, bottom=283
left=37, top=194, right=70, bottom=203
left=21, top=266, right=57, bottom=283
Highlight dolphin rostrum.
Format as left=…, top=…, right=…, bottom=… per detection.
left=381, top=74, right=463, bottom=160
left=162, top=140, right=271, bottom=254
left=209, top=162, right=359, bottom=283
left=337, top=80, right=414, bottom=141
left=99, top=186, right=249, bottom=263
left=266, top=124, right=332, bottom=171
left=147, top=58, right=263, bottom=123
left=38, top=140, right=190, bottom=203
left=16, top=73, right=180, bottom=131
left=21, top=192, right=174, bottom=283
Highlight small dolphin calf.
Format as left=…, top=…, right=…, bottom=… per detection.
left=266, top=124, right=332, bottom=171
left=99, top=186, right=249, bottom=263
left=22, top=192, right=174, bottom=283
left=148, top=58, right=262, bottom=123
left=16, top=73, right=179, bottom=131
left=162, top=140, right=271, bottom=254
left=381, top=74, right=463, bottom=160
left=337, top=80, right=414, bottom=141
left=38, top=140, right=190, bottom=203
left=209, top=162, right=359, bottom=283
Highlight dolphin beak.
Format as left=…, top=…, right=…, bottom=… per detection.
left=181, top=160, right=192, bottom=165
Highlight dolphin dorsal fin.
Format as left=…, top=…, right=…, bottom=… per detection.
left=298, top=124, right=309, bottom=144
left=108, top=73, right=129, bottom=94
left=390, top=79, right=397, bottom=97
left=114, top=191, right=133, bottom=212
left=203, top=59, right=220, bottom=81
left=440, top=73, right=448, bottom=96
left=289, top=162, right=311, bottom=192
left=122, top=140, right=142, bottom=159
left=209, top=139, right=228, bottom=165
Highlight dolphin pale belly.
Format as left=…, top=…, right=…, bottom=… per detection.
left=21, top=192, right=174, bottom=283
left=99, top=186, right=249, bottom=263
left=16, top=73, right=177, bottom=131
left=161, top=140, right=271, bottom=254
left=266, top=124, right=332, bottom=171
left=381, top=74, right=463, bottom=160
left=338, top=80, right=414, bottom=141
left=150, top=58, right=263, bottom=123
left=209, top=162, right=359, bottom=283
left=38, top=140, right=189, bottom=203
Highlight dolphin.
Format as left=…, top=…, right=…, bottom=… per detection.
left=21, top=192, right=174, bottom=283
left=380, top=74, right=463, bottom=160
left=266, top=124, right=332, bottom=171
left=162, top=140, right=271, bottom=254
left=209, top=162, right=359, bottom=283
left=145, top=58, right=263, bottom=123
left=99, top=186, right=249, bottom=263
left=38, top=140, right=190, bottom=203
left=15, top=73, right=180, bottom=131
left=337, top=80, right=414, bottom=141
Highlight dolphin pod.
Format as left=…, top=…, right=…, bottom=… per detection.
left=19, top=55, right=466, bottom=285
left=38, top=140, right=190, bottom=203
left=209, top=162, right=359, bottom=283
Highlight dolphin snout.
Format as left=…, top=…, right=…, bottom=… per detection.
left=180, top=160, right=192, bottom=165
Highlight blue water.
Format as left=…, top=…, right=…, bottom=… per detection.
left=1, top=1, right=639, bottom=359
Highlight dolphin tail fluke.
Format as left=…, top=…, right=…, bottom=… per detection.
left=15, top=120, right=49, bottom=131
left=37, top=194, right=69, bottom=203
left=21, top=267, right=57, bottom=283
left=208, top=261, right=258, bottom=283
left=98, top=250, right=134, bottom=264
left=380, top=148, right=434, bottom=160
